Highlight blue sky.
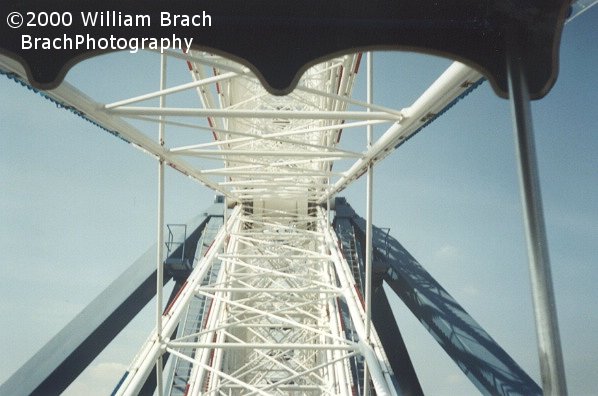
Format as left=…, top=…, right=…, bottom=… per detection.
left=1, top=7, right=596, bottom=395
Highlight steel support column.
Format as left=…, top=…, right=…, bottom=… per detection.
left=363, top=51, right=374, bottom=396
left=507, top=48, right=567, bottom=396
left=155, top=52, right=168, bottom=396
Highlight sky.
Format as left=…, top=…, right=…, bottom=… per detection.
left=0, top=7, right=596, bottom=395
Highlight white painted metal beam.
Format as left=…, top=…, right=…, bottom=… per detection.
left=321, top=61, right=482, bottom=203
left=0, top=56, right=234, bottom=200
left=105, top=71, right=241, bottom=109
left=108, top=106, right=402, bottom=121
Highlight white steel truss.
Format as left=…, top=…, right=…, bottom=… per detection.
left=17, top=18, right=589, bottom=390
left=115, top=205, right=396, bottom=396
left=0, top=51, right=481, bottom=207
left=100, top=50, right=406, bottom=396
left=0, top=49, right=484, bottom=395
left=2, top=5, right=595, bottom=393
left=0, top=40, right=497, bottom=395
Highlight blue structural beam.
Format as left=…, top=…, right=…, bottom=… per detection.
left=371, top=282, right=425, bottom=396
left=334, top=197, right=541, bottom=396
left=0, top=201, right=223, bottom=396
left=334, top=198, right=423, bottom=396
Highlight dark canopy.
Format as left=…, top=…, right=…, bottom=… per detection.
left=0, top=0, right=572, bottom=98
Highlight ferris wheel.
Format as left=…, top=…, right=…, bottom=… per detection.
left=0, top=1, right=596, bottom=395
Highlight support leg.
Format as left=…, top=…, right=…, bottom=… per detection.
left=507, top=52, right=567, bottom=396
left=156, top=52, right=167, bottom=396
left=363, top=51, right=374, bottom=396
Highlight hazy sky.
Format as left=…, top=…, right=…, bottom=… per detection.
left=1, top=7, right=596, bottom=395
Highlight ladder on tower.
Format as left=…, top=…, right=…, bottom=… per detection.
left=165, top=215, right=224, bottom=396
left=347, top=229, right=365, bottom=295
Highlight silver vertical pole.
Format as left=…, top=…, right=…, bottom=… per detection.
left=156, top=53, right=167, bottom=396
left=507, top=52, right=567, bottom=396
left=223, top=189, right=228, bottom=229
left=363, top=51, right=374, bottom=396
left=327, top=176, right=331, bottom=224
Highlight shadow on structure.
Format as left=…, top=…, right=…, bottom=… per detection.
left=334, top=197, right=541, bottom=396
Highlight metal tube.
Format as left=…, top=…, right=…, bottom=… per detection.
left=321, top=61, right=482, bottom=203
left=108, top=107, right=401, bottom=121
left=168, top=119, right=387, bottom=152
left=155, top=52, right=167, bottom=396
left=327, top=177, right=331, bottom=224
left=223, top=193, right=228, bottom=234
left=363, top=51, right=374, bottom=396
left=167, top=342, right=355, bottom=350
left=173, top=149, right=361, bottom=158
left=507, top=51, right=567, bottom=396
left=366, top=52, right=374, bottom=149
left=104, top=71, right=239, bottom=109
left=297, top=85, right=403, bottom=118
left=198, top=170, right=340, bottom=177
